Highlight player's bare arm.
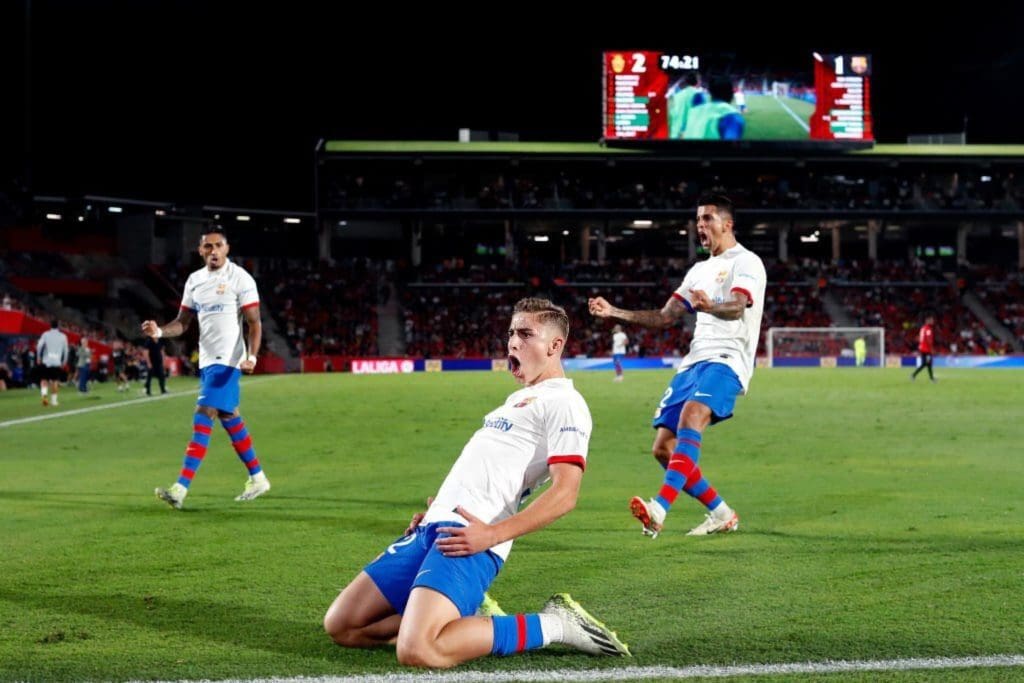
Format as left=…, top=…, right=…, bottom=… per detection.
left=240, top=305, right=262, bottom=374
left=435, top=462, right=583, bottom=557
left=141, top=308, right=194, bottom=339
left=589, top=295, right=687, bottom=329
left=689, top=289, right=749, bottom=321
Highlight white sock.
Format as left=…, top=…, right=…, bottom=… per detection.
left=537, top=612, right=562, bottom=646
left=51, top=395, right=58, bottom=405
left=649, top=499, right=667, bottom=523
left=253, top=471, right=268, bottom=484
left=711, top=501, right=732, bottom=520
left=41, top=386, right=48, bottom=397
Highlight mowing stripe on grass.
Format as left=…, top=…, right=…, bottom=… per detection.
left=774, top=97, right=810, bottom=132
left=129, top=654, right=1024, bottom=683
left=0, top=376, right=281, bottom=429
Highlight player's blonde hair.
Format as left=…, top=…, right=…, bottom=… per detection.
left=513, top=298, right=569, bottom=338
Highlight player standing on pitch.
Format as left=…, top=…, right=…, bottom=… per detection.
left=143, top=228, right=270, bottom=509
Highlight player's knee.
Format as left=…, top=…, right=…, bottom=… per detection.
left=323, top=614, right=344, bottom=644
left=680, top=407, right=711, bottom=431
left=325, top=625, right=364, bottom=649
left=323, top=613, right=356, bottom=647
left=395, top=639, right=452, bottom=669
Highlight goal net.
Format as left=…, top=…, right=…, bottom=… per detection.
left=766, top=327, right=885, bottom=368
left=771, top=81, right=791, bottom=99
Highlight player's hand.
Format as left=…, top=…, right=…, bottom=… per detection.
left=588, top=296, right=613, bottom=318
left=404, top=496, right=434, bottom=536
left=688, top=289, right=712, bottom=312
left=141, top=320, right=160, bottom=338
left=436, top=506, right=497, bottom=556
left=240, top=358, right=256, bottom=374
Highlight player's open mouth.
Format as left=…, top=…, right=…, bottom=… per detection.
left=698, top=230, right=710, bottom=247
left=508, top=355, right=522, bottom=378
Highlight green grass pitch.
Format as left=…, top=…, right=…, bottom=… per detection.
left=742, top=95, right=814, bottom=140
left=1, top=369, right=1021, bottom=681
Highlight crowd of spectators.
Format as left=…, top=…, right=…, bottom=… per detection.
left=324, top=167, right=1024, bottom=213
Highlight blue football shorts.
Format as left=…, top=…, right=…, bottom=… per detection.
left=197, top=364, right=241, bottom=413
left=364, top=521, right=504, bottom=617
left=652, top=360, right=743, bottom=431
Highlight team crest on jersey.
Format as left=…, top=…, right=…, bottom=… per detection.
left=216, top=283, right=228, bottom=295
left=715, top=269, right=728, bottom=284
left=514, top=396, right=537, bottom=408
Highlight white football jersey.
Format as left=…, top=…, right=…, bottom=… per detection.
left=422, top=377, right=592, bottom=561
left=37, top=329, right=69, bottom=367
left=612, top=331, right=629, bottom=355
left=673, top=243, right=766, bottom=392
left=180, top=259, right=260, bottom=369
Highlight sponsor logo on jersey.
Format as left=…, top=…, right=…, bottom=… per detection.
left=559, top=425, right=589, bottom=439
left=198, top=303, right=226, bottom=313
left=484, top=417, right=514, bottom=432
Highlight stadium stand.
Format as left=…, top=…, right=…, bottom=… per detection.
left=3, top=142, right=1023, bottom=381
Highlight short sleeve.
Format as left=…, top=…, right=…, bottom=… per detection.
left=180, top=274, right=197, bottom=311
left=672, top=271, right=697, bottom=313
left=730, top=253, right=766, bottom=308
left=238, top=271, right=260, bottom=310
left=544, top=395, right=593, bottom=471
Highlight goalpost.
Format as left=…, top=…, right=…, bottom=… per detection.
left=771, top=81, right=791, bottom=99
left=766, top=327, right=886, bottom=368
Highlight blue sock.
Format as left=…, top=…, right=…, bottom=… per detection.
left=177, top=413, right=215, bottom=488
left=491, top=614, right=544, bottom=655
left=654, top=428, right=702, bottom=511
left=220, top=415, right=262, bottom=475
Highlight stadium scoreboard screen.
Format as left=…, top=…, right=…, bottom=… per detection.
left=602, top=51, right=873, bottom=143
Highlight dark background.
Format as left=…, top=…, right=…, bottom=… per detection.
left=3, top=2, right=1023, bottom=209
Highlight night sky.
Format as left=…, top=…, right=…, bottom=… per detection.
left=3, top=2, right=1024, bottom=210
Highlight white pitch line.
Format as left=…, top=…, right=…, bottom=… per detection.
left=126, top=654, right=1024, bottom=683
left=774, top=96, right=811, bottom=132
left=0, top=376, right=281, bottom=429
